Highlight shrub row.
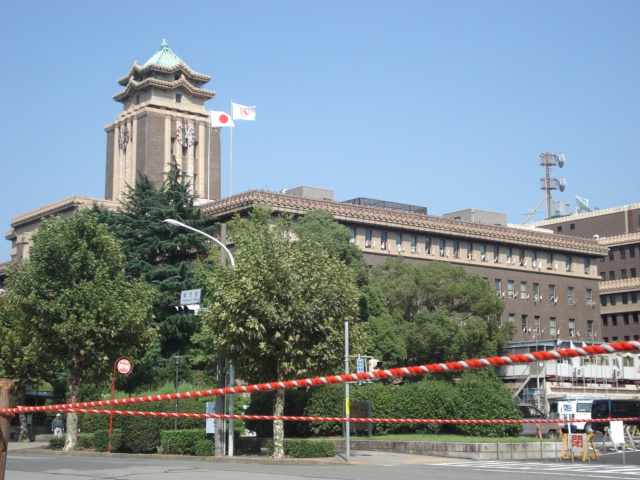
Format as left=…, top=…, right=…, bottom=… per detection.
left=77, top=435, right=94, bottom=449
left=246, top=371, right=522, bottom=438
left=90, top=427, right=259, bottom=456
left=160, top=429, right=207, bottom=455
left=48, top=437, right=65, bottom=449
left=92, top=429, right=123, bottom=452
left=234, top=435, right=262, bottom=455
left=79, top=398, right=207, bottom=434
left=267, top=439, right=335, bottom=458
left=49, top=435, right=94, bottom=450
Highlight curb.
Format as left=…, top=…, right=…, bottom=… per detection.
left=7, top=446, right=354, bottom=467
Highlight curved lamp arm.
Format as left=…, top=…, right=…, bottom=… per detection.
left=163, top=219, right=236, bottom=268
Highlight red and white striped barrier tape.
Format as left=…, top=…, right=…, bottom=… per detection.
left=11, top=407, right=640, bottom=426
left=1, top=340, right=638, bottom=417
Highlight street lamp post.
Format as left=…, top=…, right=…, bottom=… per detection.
left=171, top=355, right=183, bottom=430
left=162, top=219, right=235, bottom=267
left=163, top=219, right=236, bottom=457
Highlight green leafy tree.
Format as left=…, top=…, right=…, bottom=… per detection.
left=291, top=210, right=369, bottom=287
left=0, top=284, right=55, bottom=442
left=196, top=207, right=364, bottom=458
left=370, top=257, right=514, bottom=366
left=1, top=210, right=158, bottom=450
left=290, top=210, right=406, bottom=367
left=96, top=158, right=215, bottom=357
left=358, top=285, right=407, bottom=368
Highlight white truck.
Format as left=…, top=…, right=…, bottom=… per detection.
left=548, top=398, right=595, bottom=434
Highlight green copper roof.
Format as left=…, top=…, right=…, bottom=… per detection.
left=143, top=39, right=189, bottom=68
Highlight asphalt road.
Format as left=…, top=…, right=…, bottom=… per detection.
left=6, top=449, right=640, bottom=480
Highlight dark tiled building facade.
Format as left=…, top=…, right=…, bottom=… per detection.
left=532, top=204, right=640, bottom=344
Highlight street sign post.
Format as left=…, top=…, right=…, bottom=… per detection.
left=356, top=357, right=364, bottom=374
left=180, top=289, right=201, bottom=305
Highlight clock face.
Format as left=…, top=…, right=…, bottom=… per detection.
left=118, top=126, right=129, bottom=151
left=176, top=124, right=196, bottom=147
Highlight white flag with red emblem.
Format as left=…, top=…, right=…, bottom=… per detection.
left=232, top=102, right=256, bottom=121
left=209, top=111, right=234, bottom=127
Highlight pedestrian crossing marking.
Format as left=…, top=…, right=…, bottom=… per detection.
left=432, top=461, right=640, bottom=478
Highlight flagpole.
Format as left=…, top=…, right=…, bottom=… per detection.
left=229, top=100, right=234, bottom=196
left=207, top=113, right=211, bottom=200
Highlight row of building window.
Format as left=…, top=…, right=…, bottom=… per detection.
left=493, top=280, right=593, bottom=306
left=601, top=267, right=638, bottom=281
left=604, top=335, right=640, bottom=342
left=350, top=229, right=594, bottom=274
left=607, top=243, right=638, bottom=261
left=602, top=312, right=640, bottom=327
left=601, top=291, right=639, bottom=306
left=505, top=315, right=595, bottom=339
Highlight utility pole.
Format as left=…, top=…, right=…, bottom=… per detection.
left=214, top=223, right=228, bottom=456
left=344, top=322, right=350, bottom=463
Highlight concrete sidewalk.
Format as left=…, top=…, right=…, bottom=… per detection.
left=6, top=439, right=456, bottom=467
left=7, top=440, right=50, bottom=451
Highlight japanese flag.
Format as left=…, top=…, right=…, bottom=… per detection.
left=209, top=111, right=234, bottom=127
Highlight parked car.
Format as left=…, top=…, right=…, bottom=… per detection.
left=586, top=399, right=640, bottom=433
left=548, top=399, right=594, bottom=433
left=518, top=403, right=550, bottom=437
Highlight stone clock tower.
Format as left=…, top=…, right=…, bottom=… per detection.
left=105, top=40, right=220, bottom=201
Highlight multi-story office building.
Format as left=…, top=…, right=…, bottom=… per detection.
left=4, top=196, right=118, bottom=263
left=530, top=204, right=640, bottom=344
left=201, top=188, right=606, bottom=345
left=201, top=189, right=640, bottom=403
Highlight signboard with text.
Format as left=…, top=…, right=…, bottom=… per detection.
left=180, top=289, right=201, bottom=305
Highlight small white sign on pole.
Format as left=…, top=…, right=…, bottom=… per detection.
left=356, top=358, right=364, bottom=374
left=610, top=421, right=624, bottom=447
left=206, top=401, right=216, bottom=434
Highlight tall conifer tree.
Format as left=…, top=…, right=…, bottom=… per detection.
left=97, top=159, right=216, bottom=356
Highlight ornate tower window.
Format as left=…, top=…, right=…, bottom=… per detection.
left=118, top=125, right=129, bottom=152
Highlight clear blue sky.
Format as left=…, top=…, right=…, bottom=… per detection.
left=1, top=0, right=638, bottom=261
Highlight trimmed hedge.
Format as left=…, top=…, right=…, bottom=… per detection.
left=244, top=389, right=309, bottom=438
left=79, top=409, right=111, bottom=433
left=267, top=439, right=335, bottom=458
left=234, top=435, right=262, bottom=455
left=93, top=429, right=123, bottom=452
left=160, top=429, right=207, bottom=455
left=117, top=399, right=206, bottom=453
left=49, top=437, right=65, bottom=449
left=448, top=372, right=521, bottom=437
left=80, top=398, right=207, bottom=435
left=303, top=380, right=457, bottom=436
left=77, top=435, right=93, bottom=449
left=93, top=430, right=109, bottom=452
left=299, top=372, right=522, bottom=437
left=194, top=439, right=214, bottom=456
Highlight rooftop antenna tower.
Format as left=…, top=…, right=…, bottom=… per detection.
left=523, top=152, right=566, bottom=223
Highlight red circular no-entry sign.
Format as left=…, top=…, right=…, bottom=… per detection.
left=117, top=357, right=133, bottom=375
